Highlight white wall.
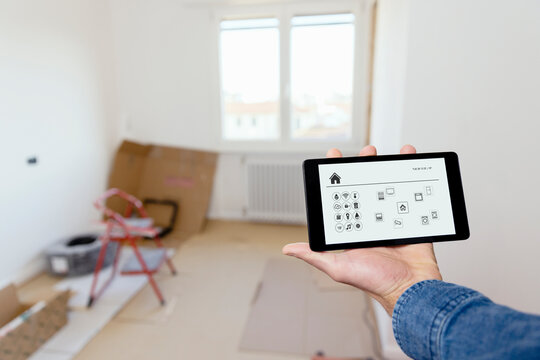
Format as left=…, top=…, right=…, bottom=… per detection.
left=109, top=0, right=216, bottom=151
left=369, top=0, right=409, bottom=156
left=0, top=0, right=118, bottom=284
left=371, top=0, right=540, bottom=357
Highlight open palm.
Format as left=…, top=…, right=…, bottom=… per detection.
left=283, top=145, right=442, bottom=315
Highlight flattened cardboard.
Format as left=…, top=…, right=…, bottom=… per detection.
left=108, top=140, right=217, bottom=237
left=239, top=258, right=377, bottom=358
left=240, top=258, right=310, bottom=354
left=0, top=284, right=69, bottom=360
left=0, top=285, right=27, bottom=329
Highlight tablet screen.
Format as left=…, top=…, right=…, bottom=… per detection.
left=318, top=158, right=456, bottom=245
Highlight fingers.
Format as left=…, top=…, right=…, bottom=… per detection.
left=330, top=144, right=415, bottom=157
left=326, top=148, right=343, bottom=158
left=327, top=145, right=378, bottom=158
left=359, top=145, right=377, bottom=156
left=282, top=242, right=335, bottom=275
left=400, top=144, right=416, bottom=154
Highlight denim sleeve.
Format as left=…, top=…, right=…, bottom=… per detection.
left=392, top=280, right=540, bottom=360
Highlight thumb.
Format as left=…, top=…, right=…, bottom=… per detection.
left=282, top=242, right=336, bottom=276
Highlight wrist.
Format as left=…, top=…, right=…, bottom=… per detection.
left=379, top=271, right=442, bottom=316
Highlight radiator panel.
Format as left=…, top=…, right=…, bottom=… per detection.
left=245, top=161, right=306, bottom=224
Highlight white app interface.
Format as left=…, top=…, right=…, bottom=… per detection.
left=318, top=158, right=456, bottom=245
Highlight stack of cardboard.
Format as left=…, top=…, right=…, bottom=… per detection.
left=107, top=140, right=218, bottom=238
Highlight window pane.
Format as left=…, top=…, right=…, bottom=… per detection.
left=220, top=18, right=280, bottom=140
left=290, top=14, right=355, bottom=140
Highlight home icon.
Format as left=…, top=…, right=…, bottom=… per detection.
left=329, top=173, right=341, bottom=185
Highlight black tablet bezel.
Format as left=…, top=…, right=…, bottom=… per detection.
left=303, top=152, right=470, bottom=251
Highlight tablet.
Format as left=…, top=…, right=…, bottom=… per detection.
left=303, top=152, right=469, bottom=251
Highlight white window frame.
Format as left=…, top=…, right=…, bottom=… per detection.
left=211, top=0, right=375, bottom=153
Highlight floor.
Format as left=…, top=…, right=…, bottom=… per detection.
left=69, top=220, right=312, bottom=360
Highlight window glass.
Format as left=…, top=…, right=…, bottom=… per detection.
left=290, top=14, right=355, bottom=140
left=220, top=18, right=280, bottom=140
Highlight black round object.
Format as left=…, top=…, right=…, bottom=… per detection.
left=45, top=234, right=118, bottom=277
left=67, top=236, right=96, bottom=247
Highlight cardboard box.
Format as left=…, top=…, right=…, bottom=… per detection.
left=0, top=284, right=69, bottom=360
left=108, top=140, right=218, bottom=237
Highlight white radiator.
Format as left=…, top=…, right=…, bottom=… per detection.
left=245, top=159, right=307, bottom=224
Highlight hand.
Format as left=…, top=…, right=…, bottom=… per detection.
left=283, top=145, right=442, bottom=315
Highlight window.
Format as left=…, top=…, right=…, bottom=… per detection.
left=290, top=14, right=355, bottom=140
left=216, top=1, right=372, bottom=148
left=220, top=18, right=280, bottom=140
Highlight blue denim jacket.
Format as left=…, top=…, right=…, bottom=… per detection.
left=392, top=280, right=540, bottom=359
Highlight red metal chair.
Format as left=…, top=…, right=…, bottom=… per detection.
left=87, top=188, right=177, bottom=307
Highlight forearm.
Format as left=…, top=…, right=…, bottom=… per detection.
left=392, top=280, right=540, bottom=360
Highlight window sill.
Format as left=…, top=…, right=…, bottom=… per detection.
left=217, top=139, right=368, bottom=154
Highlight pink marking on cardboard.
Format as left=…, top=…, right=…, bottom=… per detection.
left=164, top=176, right=195, bottom=188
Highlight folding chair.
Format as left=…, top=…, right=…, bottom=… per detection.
left=87, top=188, right=177, bottom=307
